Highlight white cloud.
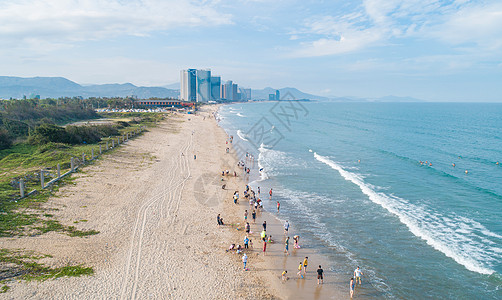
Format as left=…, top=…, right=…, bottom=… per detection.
left=0, top=0, right=232, bottom=44
left=290, top=0, right=502, bottom=57
left=423, top=2, right=502, bottom=50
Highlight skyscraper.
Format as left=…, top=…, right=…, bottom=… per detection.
left=180, top=69, right=213, bottom=103
left=210, top=76, right=221, bottom=101
left=196, top=69, right=211, bottom=103
left=275, top=90, right=280, bottom=101
left=180, top=69, right=197, bottom=102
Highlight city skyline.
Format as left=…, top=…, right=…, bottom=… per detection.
left=1, top=1, right=501, bottom=102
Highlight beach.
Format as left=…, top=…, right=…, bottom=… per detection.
left=0, top=105, right=345, bottom=299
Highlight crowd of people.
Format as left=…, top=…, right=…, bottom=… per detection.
left=217, top=134, right=366, bottom=298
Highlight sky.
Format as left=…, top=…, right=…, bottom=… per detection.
left=1, top=0, right=502, bottom=101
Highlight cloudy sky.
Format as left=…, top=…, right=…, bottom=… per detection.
left=1, top=0, right=501, bottom=101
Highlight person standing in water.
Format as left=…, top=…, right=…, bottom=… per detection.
left=354, top=266, right=364, bottom=285
left=269, top=188, right=273, bottom=199
left=302, top=257, right=308, bottom=276
left=277, top=201, right=280, bottom=213
left=317, top=265, right=324, bottom=285
left=284, top=236, right=290, bottom=256
left=350, top=277, right=355, bottom=298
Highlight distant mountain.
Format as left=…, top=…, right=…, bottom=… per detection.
left=0, top=76, right=179, bottom=99
left=0, top=76, right=424, bottom=102
left=163, top=82, right=180, bottom=89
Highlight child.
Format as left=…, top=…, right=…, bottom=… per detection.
left=281, top=270, right=288, bottom=281
left=297, top=262, right=303, bottom=279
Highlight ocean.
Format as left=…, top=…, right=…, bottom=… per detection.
left=217, top=102, right=502, bottom=299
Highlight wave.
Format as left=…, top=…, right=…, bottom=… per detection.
left=236, top=113, right=246, bottom=117
left=257, top=143, right=271, bottom=181
left=314, top=152, right=502, bottom=275
left=236, top=130, right=249, bottom=141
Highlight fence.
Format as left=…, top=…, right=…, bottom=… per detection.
left=16, top=126, right=145, bottom=199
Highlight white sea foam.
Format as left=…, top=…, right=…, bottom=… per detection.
left=236, top=112, right=246, bottom=117
left=257, top=143, right=271, bottom=181
left=256, top=144, right=296, bottom=181
left=236, top=130, right=249, bottom=141
left=314, top=152, right=501, bottom=275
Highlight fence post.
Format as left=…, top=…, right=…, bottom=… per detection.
left=40, top=169, right=45, bottom=189
left=117, top=137, right=120, bottom=145
left=20, top=179, right=25, bottom=198
left=106, top=141, right=108, bottom=150
left=82, top=152, right=85, bottom=164
left=57, top=163, right=61, bottom=178
left=112, top=140, right=115, bottom=148
left=71, top=157, right=74, bottom=172
left=99, top=144, right=102, bottom=155
left=91, top=148, right=94, bottom=160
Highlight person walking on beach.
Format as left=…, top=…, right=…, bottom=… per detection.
left=350, top=277, right=355, bottom=298
left=277, top=201, right=280, bottom=213
left=302, top=257, right=308, bottom=276
left=284, top=236, right=290, bottom=255
left=269, top=188, right=273, bottom=199
left=262, top=221, right=267, bottom=231
left=262, top=240, right=267, bottom=256
left=258, top=186, right=261, bottom=195
left=242, top=253, right=248, bottom=270
left=244, top=210, right=248, bottom=221
left=245, top=222, right=250, bottom=234
left=354, top=266, right=364, bottom=285
left=217, top=214, right=222, bottom=227
left=244, top=235, right=249, bottom=249
left=252, top=210, right=256, bottom=223
left=284, top=220, right=290, bottom=234
left=297, top=262, right=304, bottom=279
left=317, top=265, right=324, bottom=285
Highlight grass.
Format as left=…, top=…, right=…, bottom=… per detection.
left=0, top=248, right=93, bottom=285
left=0, top=112, right=165, bottom=238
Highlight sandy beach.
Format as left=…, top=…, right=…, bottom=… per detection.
left=0, top=105, right=344, bottom=299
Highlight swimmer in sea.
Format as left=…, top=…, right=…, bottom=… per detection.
left=465, top=170, right=468, bottom=174
left=452, top=163, right=455, bottom=167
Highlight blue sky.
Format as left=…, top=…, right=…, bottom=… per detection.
left=1, top=0, right=501, bottom=101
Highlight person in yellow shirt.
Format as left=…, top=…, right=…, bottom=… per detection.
left=297, top=262, right=304, bottom=279
left=303, top=257, right=309, bottom=276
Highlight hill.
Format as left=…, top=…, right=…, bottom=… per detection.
left=0, top=76, right=179, bottom=99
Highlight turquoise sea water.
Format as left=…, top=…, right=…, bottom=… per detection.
left=218, top=102, right=502, bottom=299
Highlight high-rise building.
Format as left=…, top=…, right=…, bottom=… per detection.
left=275, top=90, right=280, bottom=101
left=222, top=80, right=234, bottom=101
left=210, top=76, right=221, bottom=101
left=180, top=69, right=213, bottom=102
left=232, top=83, right=238, bottom=101
left=180, top=69, right=197, bottom=102
left=196, top=69, right=211, bottom=103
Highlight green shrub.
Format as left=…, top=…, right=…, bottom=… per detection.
left=0, top=128, right=12, bottom=150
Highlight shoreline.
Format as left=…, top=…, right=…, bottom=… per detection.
left=214, top=104, right=347, bottom=299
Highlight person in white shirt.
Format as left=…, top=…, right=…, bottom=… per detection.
left=242, top=253, right=248, bottom=270
left=354, top=266, right=363, bottom=285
